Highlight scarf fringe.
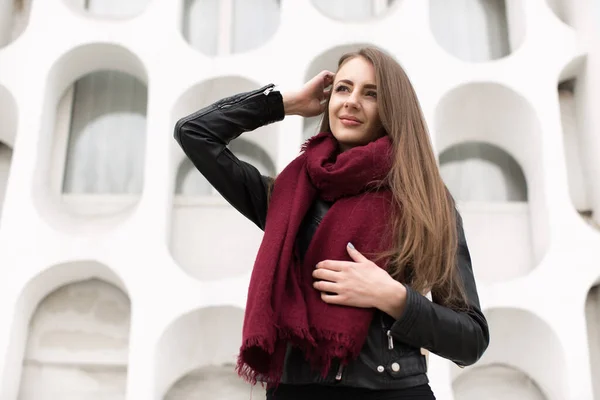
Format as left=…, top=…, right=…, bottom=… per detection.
left=237, top=325, right=362, bottom=385
left=300, top=131, right=326, bottom=154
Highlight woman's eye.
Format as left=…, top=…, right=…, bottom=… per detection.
left=367, top=91, right=377, bottom=98
left=335, top=85, right=349, bottom=92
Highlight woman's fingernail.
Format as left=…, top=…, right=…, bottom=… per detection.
left=348, top=242, right=355, bottom=249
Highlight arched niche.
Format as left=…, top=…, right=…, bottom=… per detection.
left=429, top=0, right=526, bottom=62
left=0, top=85, right=17, bottom=221
left=1, top=261, right=130, bottom=400
left=174, top=138, right=276, bottom=197
left=0, top=143, right=12, bottom=221
left=558, top=56, right=599, bottom=230
left=33, top=43, right=148, bottom=235
left=586, top=283, right=600, bottom=400
left=165, top=365, right=259, bottom=400
left=0, top=0, right=31, bottom=48
left=439, top=141, right=529, bottom=284
left=546, top=0, right=592, bottom=28
left=452, top=308, right=567, bottom=400
left=546, top=0, right=572, bottom=25
left=156, top=306, right=262, bottom=399
left=454, top=364, right=547, bottom=400
left=0, top=84, right=17, bottom=148
left=182, top=0, right=280, bottom=56
left=170, top=77, right=277, bottom=281
left=435, top=82, right=548, bottom=283
left=63, top=0, right=150, bottom=18
left=310, top=0, right=398, bottom=22
left=303, top=43, right=374, bottom=141
left=440, top=141, right=528, bottom=203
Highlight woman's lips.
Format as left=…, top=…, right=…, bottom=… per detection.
left=340, top=118, right=362, bottom=127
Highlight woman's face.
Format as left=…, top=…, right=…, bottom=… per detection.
left=328, top=56, right=384, bottom=152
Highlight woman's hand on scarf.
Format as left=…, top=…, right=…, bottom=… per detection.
left=312, top=243, right=408, bottom=319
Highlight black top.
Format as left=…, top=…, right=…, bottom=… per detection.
left=267, top=383, right=435, bottom=399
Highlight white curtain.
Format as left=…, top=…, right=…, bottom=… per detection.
left=62, top=0, right=148, bottom=194
left=429, top=0, right=510, bottom=62
left=183, top=0, right=280, bottom=56
left=439, top=143, right=528, bottom=202
left=64, top=0, right=147, bottom=17
left=312, top=0, right=394, bottom=20
left=63, top=70, right=147, bottom=194
left=232, top=0, right=280, bottom=53
left=183, top=0, right=219, bottom=56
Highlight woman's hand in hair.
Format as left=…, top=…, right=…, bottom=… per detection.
left=313, top=243, right=408, bottom=319
left=283, top=70, right=335, bottom=117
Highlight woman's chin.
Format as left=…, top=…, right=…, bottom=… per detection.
left=332, top=130, right=366, bottom=147
left=335, top=139, right=365, bottom=152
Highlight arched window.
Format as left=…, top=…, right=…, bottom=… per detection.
left=586, top=284, right=600, bottom=400
left=439, top=142, right=528, bottom=202
left=0, top=0, right=31, bottom=48
left=0, top=142, right=12, bottom=219
left=63, top=0, right=149, bottom=18
left=62, top=70, right=147, bottom=195
left=429, top=0, right=525, bottom=62
left=182, top=0, right=280, bottom=56
left=175, top=138, right=276, bottom=196
left=18, top=279, right=131, bottom=399
left=452, top=309, right=567, bottom=400
left=454, top=364, right=546, bottom=400
left=311, top=0, right=397, bottom=21
left=435, top=83, right=547, bottom=282
left=157, top=307, right=262, bottom=399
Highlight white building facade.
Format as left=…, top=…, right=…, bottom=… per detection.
left=0, top=0, right=598, bottom=399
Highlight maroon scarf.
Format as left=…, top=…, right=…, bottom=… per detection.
left=236, top=131, right=395, bottom=385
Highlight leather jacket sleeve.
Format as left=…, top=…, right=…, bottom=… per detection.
left=173, top=84, right=284, bottom=230
left=389, top=211, right=490, bottom=367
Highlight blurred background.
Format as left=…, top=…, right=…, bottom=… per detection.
left=0, top=0, right=598, bottom=399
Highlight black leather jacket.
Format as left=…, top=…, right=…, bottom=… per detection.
left=174, top=84, right=490, bottom=390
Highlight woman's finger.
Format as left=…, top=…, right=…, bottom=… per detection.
left=321, top=292, right=344, bottom=305
left=312, top=267, right=339, bottom=282
left=316, top=260, right=354, bottom=272
left=346, top=242, right=370, bottom=263
left=320, top=69, right=335, bottom=78
left=313, top=280, right=338, bottom=293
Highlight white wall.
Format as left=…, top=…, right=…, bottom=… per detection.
left=0, top=0, right=598, bottom=399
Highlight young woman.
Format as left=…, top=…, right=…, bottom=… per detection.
left=174, top=47, right=489, bottom=400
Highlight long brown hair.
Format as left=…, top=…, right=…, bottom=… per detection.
left=319, top=47, right=466, bottom=307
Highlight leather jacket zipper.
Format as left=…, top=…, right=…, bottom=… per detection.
left=218, top=84, right=275, bottom=109
left=381, top=314, right=394, bottom=350
left=335, top=363, right=344, bottom=381
left=387, top=330, right=394, bottom=350
left=174, top=83, right=275, bottom=132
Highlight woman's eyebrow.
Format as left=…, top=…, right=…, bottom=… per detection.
left=337, top=79, right=377, bottom=89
